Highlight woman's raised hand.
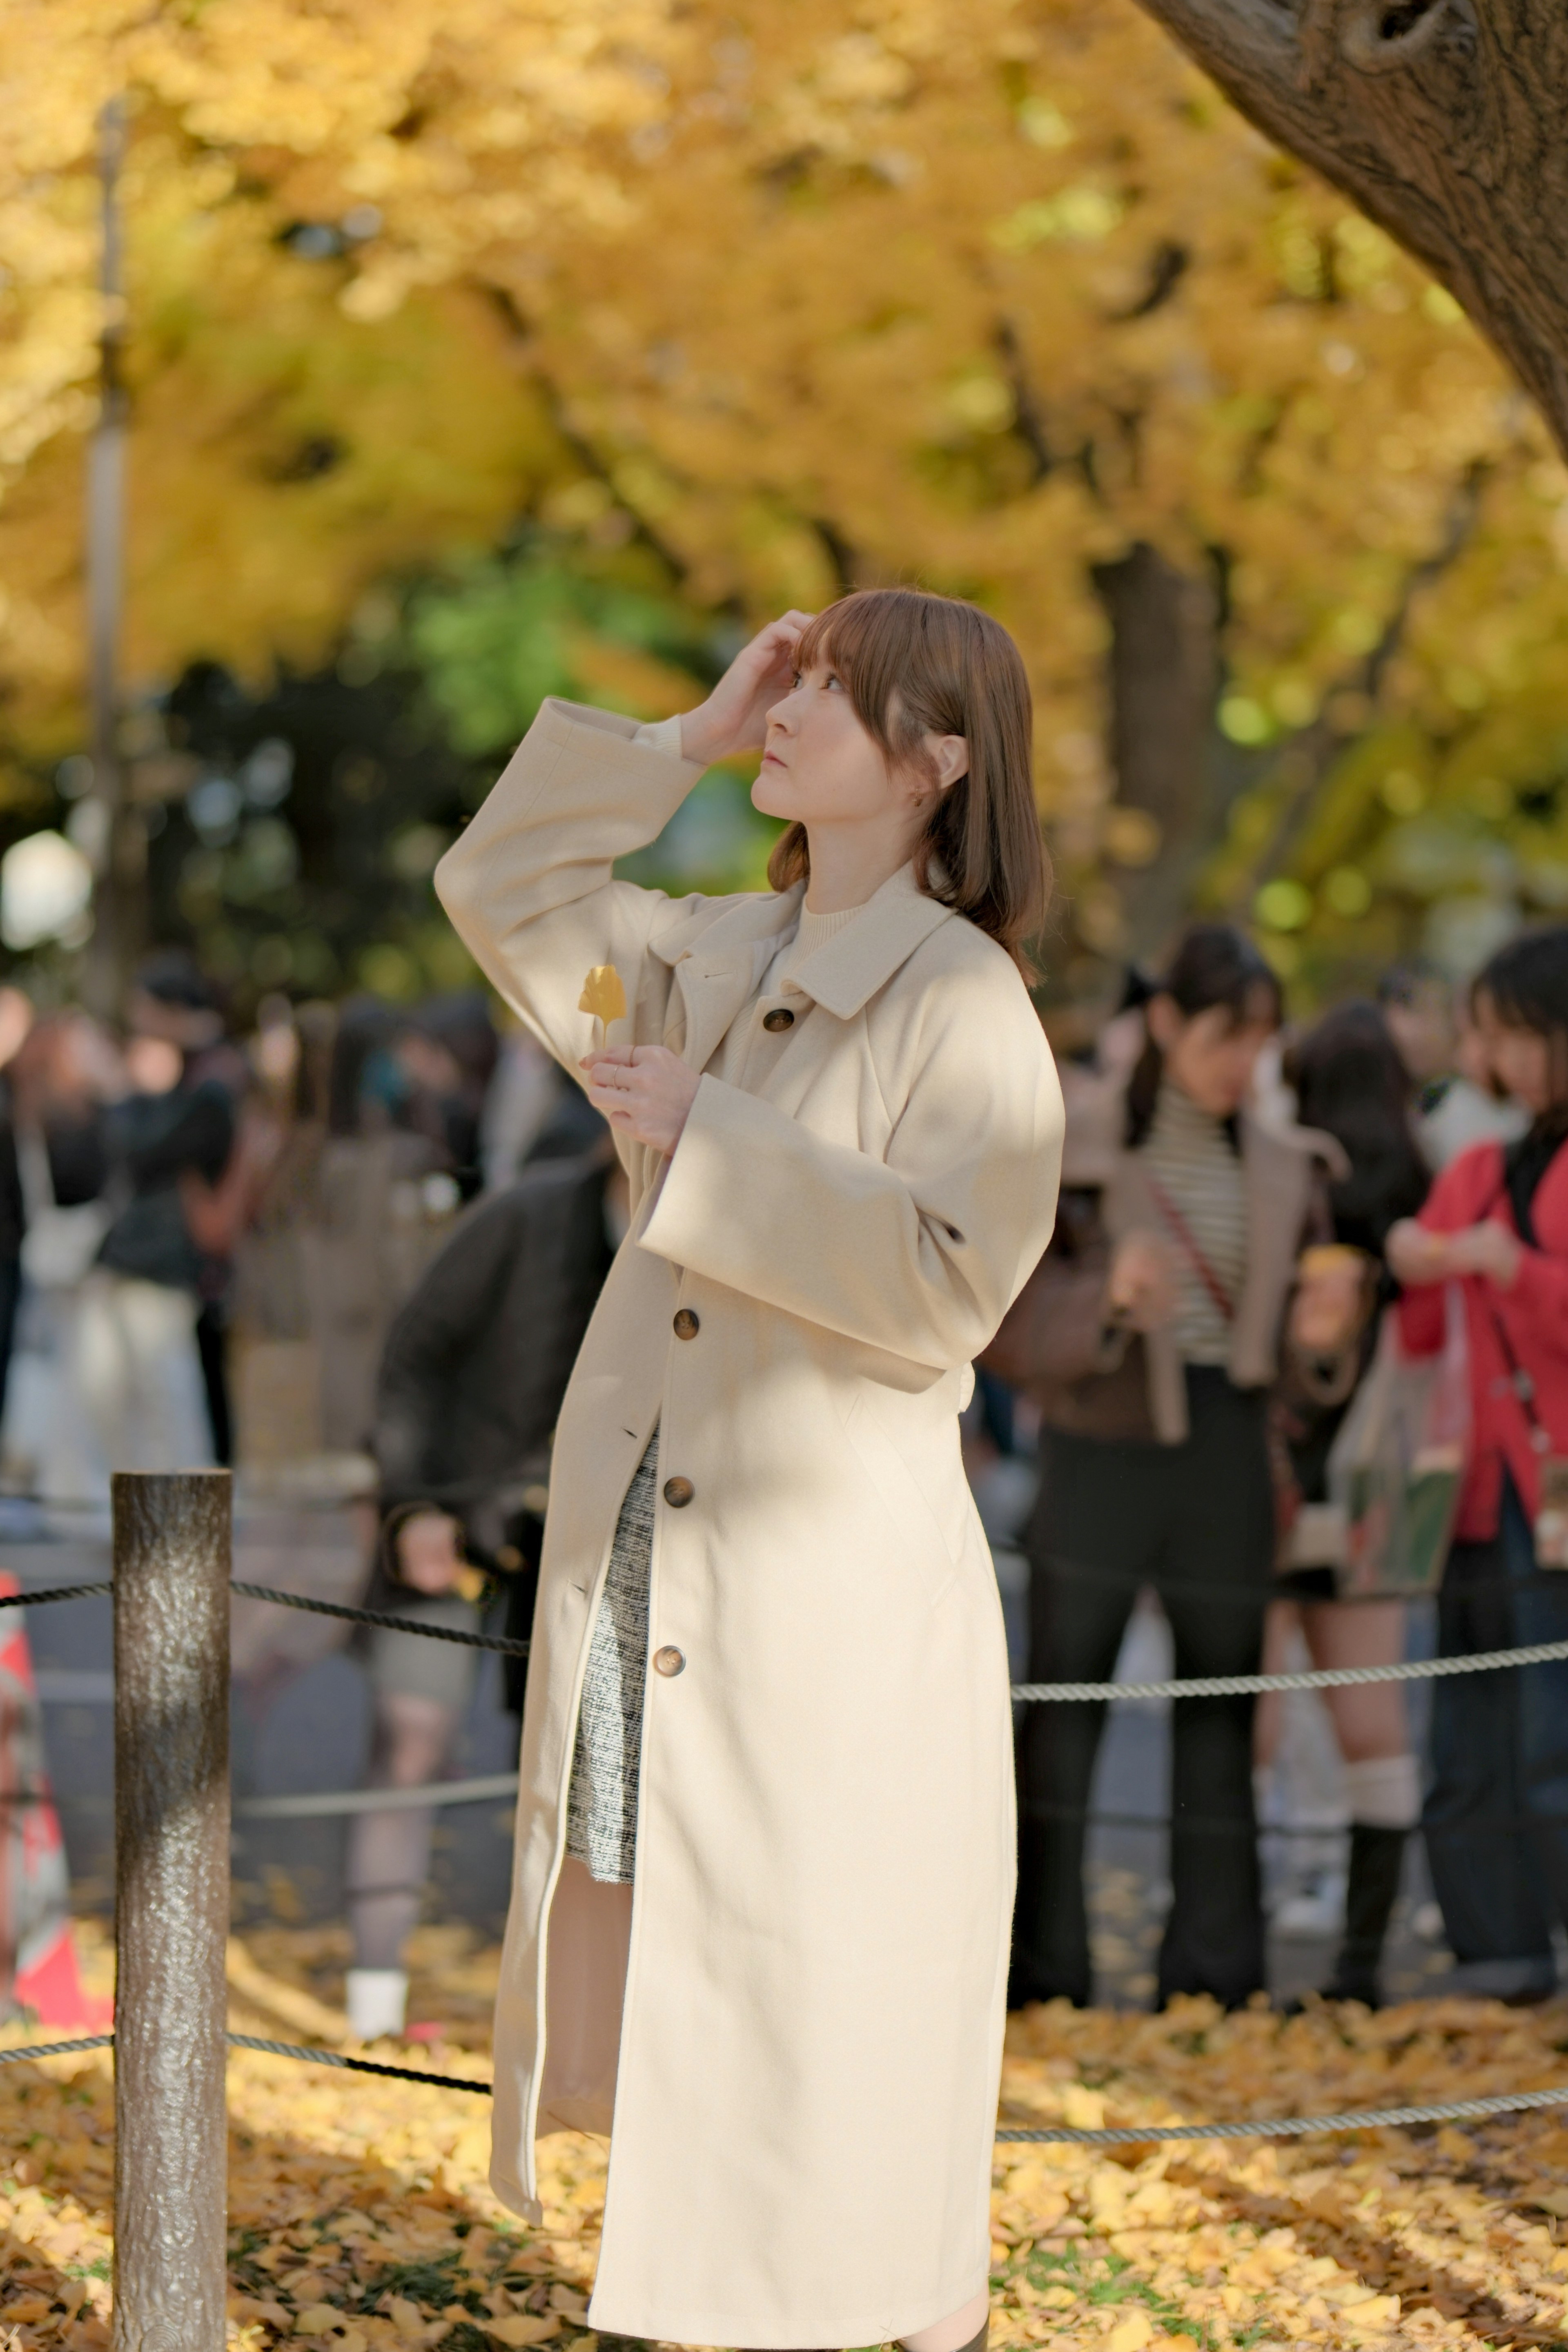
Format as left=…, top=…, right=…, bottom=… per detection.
left=679, top=611, right=815, bottom=768
left=582, top=1044, right=701, bottom=1155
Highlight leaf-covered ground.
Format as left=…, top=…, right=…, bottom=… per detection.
left=0, top=1924, right=1565, bottom=2352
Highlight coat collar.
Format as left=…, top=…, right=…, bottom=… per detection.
left=786, top=862, right=956, bottom=1019
left=651, top=865, right=958, bottom=1070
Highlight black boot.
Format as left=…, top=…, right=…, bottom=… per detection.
left=1319, top=1822, right=1408, bottom=2006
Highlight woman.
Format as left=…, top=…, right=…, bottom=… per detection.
left=436, top=590, right=1062, bottom=2352
left=1264, top=1001, right=1431, bottom=2006
left=1389, top=925, right=1568, bottom=2004
left=987, top=927, right=1340, bottom=2012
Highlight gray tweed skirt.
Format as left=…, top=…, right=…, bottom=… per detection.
left=566, top=1429, right=658, bottom=1884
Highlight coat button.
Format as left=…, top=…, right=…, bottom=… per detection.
left=662, top=1476, right=695, bottom=1508
left=762, top=1007, right=794, bottom=1032
left=673, top=1307, right=699, bottom=1340
left=653, top=1645, right=686, bottom=1677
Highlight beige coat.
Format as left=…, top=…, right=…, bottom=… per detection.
left=435, top=700, right=1064, bottom=2349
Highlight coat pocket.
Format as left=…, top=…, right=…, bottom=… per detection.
left=840, top=1390, right=962, bottom=1608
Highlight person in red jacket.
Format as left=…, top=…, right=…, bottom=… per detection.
left=1388, top=924, right=1568, bottom=2002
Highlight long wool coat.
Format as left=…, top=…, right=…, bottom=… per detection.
left=435, top=700, right=1064, bottom=2349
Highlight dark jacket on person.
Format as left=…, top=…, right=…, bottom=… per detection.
left=372, top=1149, right=617, bottom=1559
left=97, top=1080, right=234, bottom=1292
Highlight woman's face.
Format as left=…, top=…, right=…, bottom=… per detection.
left=751, top=658, right=960, bottom=831
left=1474, top=990, right=1561, bottom=1115
left=1149, top=992, right=1277, bottom=1118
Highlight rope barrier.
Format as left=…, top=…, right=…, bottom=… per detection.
left=235, top=1772, right=519, bottom=1820
left=230, top=1581, right=531, bottom=1657
left=0, top=2035, right=113, bottom=2067
left=3, top=2031, right=1564, bottom=2147
left=224, top=2034, right=495, bottom=2091
left=996, top=2084, right=1568, bottom=2145
left=0, top=1583, right=114, bottom=1610
left=8, top=1564, right=1565, bottom=1694
left=1011, top=1633, right=1568, bottom=1703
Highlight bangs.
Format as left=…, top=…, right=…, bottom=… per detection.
left=791, top=598, right=916, bottom=758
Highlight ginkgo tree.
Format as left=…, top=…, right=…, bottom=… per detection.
left=4, top=0, right=1568, bottom=1010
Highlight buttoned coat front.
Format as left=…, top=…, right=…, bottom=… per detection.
left=435, top=700, right=1064, bottom=2350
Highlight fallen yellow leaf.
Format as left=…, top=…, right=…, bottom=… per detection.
left=479, top=2320, right=561, bottom=2348
left=294, top=2307, right=343, bottom=2334
left=1107, top=2314, right=1153, bottom=2352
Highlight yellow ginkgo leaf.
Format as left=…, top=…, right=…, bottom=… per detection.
left=578, top=966, right=627, bottom=1026
left=480, top=2319, right=561, bottom=2347
left=294, top=2306, right=345, bottom=2335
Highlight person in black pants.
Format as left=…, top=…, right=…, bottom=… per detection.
left=1025, top=1371, right=1274, bottom=2005
left=987, top=927, right=1339, bottom=2009
left=1388, top=925, right=1568, bottom=2001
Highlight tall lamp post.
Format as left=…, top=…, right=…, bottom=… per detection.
left=83, top=96, right=142, bottom=1020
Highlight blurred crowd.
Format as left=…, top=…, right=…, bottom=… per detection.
left=2, top=921, right=1565, bottom=2034
left=983, top=921, right=1568, bottom=2021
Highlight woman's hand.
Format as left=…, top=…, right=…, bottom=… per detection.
left=1104, top=1231, right=1175, bottom=1334
left=679, top=611, right=816, bottom=767
left=1385, top=1218, right=1446, bottom=1286
left=394, top=1509, right=464, bottom=1595
left=1387, top=1215, right=1523, bottom=1289
left=1441, top=1218, right=1523, bottom=1288
left=582, top=1045, right=700, bottom=1154
left=1290, top=1246, right=1369, bottom=1356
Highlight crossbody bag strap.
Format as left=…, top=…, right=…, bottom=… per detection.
left=1474, top=1169, right=1552, bottom=1457
left=1144, top=1173, right=1236, bottom=1325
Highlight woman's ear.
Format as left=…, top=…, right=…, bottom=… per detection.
left=1145, top=992, right=1182, bottom=1051
left=926, top=733, right=969, bottom=792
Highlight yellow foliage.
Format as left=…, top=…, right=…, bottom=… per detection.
left=7, top=0, right=1568, bottom=981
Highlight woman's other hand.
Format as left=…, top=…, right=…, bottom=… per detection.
left=1105, top=1231, right=1176, bottom=1333
left=1440, top=1218, right=1523, bottom=1288
left=1290, top=1246, right=1369, bottom=1356
left=582, top=1045, right=700, bottom=1154
left=395, top=1509, right=465, bottom=1594
left=1387, top=1215, right=1522, bottom=1289
left=1386, top=1217, right=1448, bottom=1287
left=679, top=612, right=816, bottom=767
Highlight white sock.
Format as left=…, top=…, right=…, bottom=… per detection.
left=345, top=1967, right=408, bottom=2040
left=1343, top=1754, right=1420, bottom=1830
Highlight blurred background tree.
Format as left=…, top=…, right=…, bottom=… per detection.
left=4, top=0, right=1568, bottom=1021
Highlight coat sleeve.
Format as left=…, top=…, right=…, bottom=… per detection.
left=639, top=968, right=1064, bottom=1368
left=433, top=699, right=708, bottom=1072
left=1395, top=1145, right=1491, bottom=1358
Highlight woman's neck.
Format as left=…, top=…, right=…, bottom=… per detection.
left=801, top=817, right=920, bottom=914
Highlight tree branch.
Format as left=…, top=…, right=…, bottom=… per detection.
left=1126, top=0, right=1568, bottom=453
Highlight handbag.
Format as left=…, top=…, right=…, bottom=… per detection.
left=1323, top=1282, right=1470, bottom=1599
left=16, top=1128, right=109, bottom=1292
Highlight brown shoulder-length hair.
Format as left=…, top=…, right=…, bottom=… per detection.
left=765, top=587, right=1051, bottom=973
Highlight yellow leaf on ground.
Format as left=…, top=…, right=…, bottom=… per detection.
left=480, top=2320, right=561, bottom=2348
left=1344, top=2297, right=1400, bottom=2332
left=1107, top=2314, right=1153, bottom=2352
left=294, top=2307, right=344, bottom=2334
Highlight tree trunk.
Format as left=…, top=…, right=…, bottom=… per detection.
left=1123, top=1, right=1568, bottom=457
left=1091, top=541, right=1221, bottom=957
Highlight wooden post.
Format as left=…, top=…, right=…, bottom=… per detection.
left=112, top=1472, right=232, bottom=2352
